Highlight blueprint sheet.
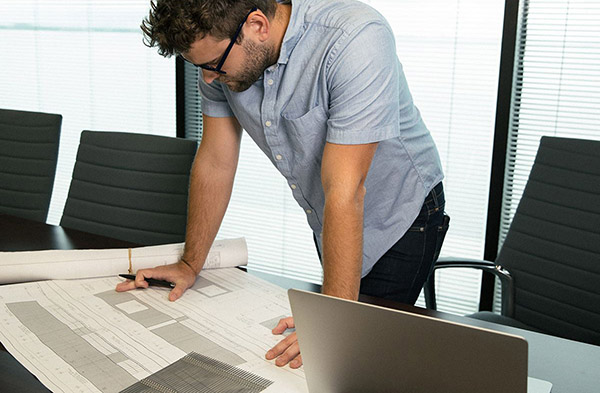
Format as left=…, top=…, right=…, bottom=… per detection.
left=0, top=238, right=247, bottom=284
left=0, top=268, right=308, bottom=393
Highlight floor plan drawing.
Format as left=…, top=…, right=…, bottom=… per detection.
left=0, top=268, right=307, bottom=393
left=122, top=351, right=274, bottom=393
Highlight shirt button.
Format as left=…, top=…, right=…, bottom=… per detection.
left=265, top=120, right=272, bottom=127
left=267, top=79, right=274, bottom=86
left=306, top=209, right=312, bottom=214
left=290, top=184, right=297, bottom=190
left=276, top=154, right=283, bottom=160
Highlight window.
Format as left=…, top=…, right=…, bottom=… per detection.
left=502, top=0, right=600, bottom=236
left=364, top=0, right=505, bottom=313
left=495, top=0, right=600, bottom=310
left=0, top=0, right=176, bottom=224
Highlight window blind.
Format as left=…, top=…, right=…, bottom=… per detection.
left=0, top=0, right=176, bottom=225
left=184, top=64, right=204, bottom=142
left=364, top=0, right=505, bottom=313
left=185, top=0, right=505, bottom=314
left=495, top=0, right=600, bottom=311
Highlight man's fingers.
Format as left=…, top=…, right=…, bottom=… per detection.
left=266, top=332, right=296, bottom=359
left=115, top=277, right=148, bottom=292
left=114, top=263, right=195, bottom=299
left=289, top=354, right=303, bottom=369
left=168, top=284, right=186, bottom=302
left=267, top=335, right=301, bottom=367
left=275, top=341, right=300, bottom=367
left=266, top=331, right=301, bottom=366
left=115, top=280, right=137, bottom=292
left=135, top=269, right=153, bottom=285
left=267, top=317, right=298, bottom=366
left=272, top=316, right=295, bottom=334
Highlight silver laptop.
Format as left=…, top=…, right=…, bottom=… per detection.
left=288, top=289, right=553, bottom=393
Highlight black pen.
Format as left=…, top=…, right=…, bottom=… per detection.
left=118, top=274, right=175, bottom=288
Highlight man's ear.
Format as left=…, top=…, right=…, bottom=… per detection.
left=246, top=10, right=271, bottom=42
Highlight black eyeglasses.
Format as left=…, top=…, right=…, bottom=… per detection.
left=184, top=7, right=258, bottom=75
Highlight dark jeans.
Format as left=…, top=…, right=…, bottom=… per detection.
left=359, top=182, right=449, bottom=305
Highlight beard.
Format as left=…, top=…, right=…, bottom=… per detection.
left=218, top=39, right=277, bottom=92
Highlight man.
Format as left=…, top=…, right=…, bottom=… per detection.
left=117, top=0, right=448, bottom=369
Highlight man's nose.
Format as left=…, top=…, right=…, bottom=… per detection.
left=202, top=69, right=220, bottom=84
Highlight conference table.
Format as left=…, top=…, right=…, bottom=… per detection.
left=1, top=213, right=599, bottom=392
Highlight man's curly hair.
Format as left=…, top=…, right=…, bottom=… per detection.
left=141, top=0, right=278, bottom=57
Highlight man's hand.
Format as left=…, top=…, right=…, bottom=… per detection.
left=115, top=260, right=197, bottom=301
left=266, top=317, right=303, bottom=368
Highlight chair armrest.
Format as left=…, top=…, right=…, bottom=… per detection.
left=424, top=257, right=514, bottom=317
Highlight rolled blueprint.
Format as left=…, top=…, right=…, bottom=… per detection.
left=0, top=237, right=247, bottom=284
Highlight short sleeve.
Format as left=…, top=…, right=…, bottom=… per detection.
left=198, top=77, right=236, bottom=118
left=325, top=22, right=402, bottom=144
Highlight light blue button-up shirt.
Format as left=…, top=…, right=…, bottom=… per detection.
left=199, top=0, right=444, bottom=277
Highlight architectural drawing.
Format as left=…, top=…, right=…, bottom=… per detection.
left=0, top=268, right=307, bottom=392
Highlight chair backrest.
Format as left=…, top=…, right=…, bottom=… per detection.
left=0, top=109, right=62, bottom=222
left=60, top=131, right=197, bottom=245
left=496, top=136, right=600, bottom=345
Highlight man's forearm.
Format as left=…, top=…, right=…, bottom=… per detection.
left=320, top=190, right=365, bottom=301
left=181, top=156, right=237, bottom=274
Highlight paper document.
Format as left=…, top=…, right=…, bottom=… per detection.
left=0, top=268, right=307, bottom=392
left=0, top=237, right=247, bottom=284
left=121, top=351, right=274, bottom=393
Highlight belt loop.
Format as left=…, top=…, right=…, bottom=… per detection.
left=431, top=183, right=439, bottom=206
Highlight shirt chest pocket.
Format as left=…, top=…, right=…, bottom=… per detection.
left=281, top=105, right=328, bottom=167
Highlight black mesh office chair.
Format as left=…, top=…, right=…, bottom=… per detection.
left=0, top=109, right=62, bottom=222
left=60, top=131, right=198, bottom=245
left=425, top=136, right=600, bottom=346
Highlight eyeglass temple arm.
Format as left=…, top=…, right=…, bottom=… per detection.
left=216, top=7, right=259, bottom=70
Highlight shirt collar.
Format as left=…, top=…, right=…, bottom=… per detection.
left=277, top=0, right=306, bottom=65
